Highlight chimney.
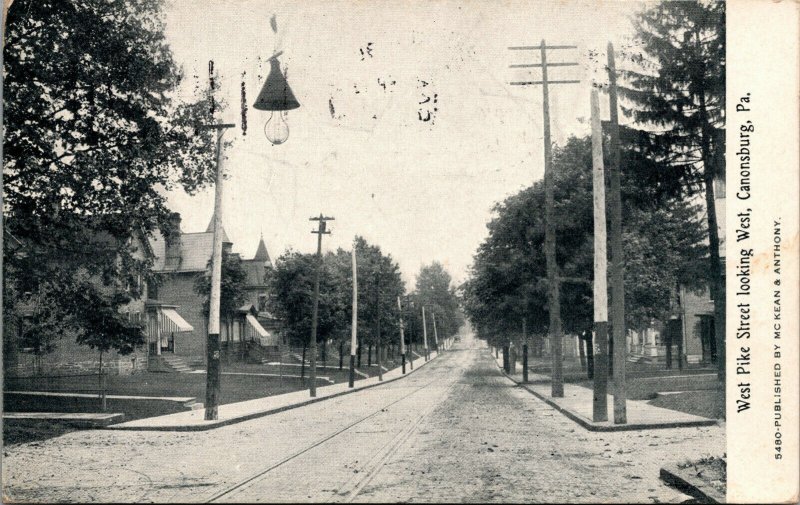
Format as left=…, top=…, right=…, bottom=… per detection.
left=165, top=212, right=182, bottom=269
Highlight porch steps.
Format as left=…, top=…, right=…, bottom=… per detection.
left=150, top=355, right=193, bottom=373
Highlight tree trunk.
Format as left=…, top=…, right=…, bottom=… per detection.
left=368, top=344, right=372, bottom=367
left=586, top=331, right=594, bottom=380
left=339, top=341, right=344, bottom=370
left=695, top=26, right=725, bottom=406
left=578, top=333, right=587, bottom=370
left=357, top=344, right=362, bottom=367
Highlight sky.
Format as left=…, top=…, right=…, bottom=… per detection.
left=162, top=0, right=643, bottom=288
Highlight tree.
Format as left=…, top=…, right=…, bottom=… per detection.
left=265, top=237, right=404, bottom=370
left=619, top=0, right=726, bottom=381
left=462, top=136, right=708, bottom=357
left=194, top=251, right=249, bottom=324
left=413, top=262, right=464, bottom=346
left=3, top=0, right=217, bottom=356
left=352, top=238, right=405, bottom=363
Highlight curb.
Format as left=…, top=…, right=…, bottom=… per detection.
left=493, top=358, right=718, bottom=432
left=660, top=463, right=725, bottom=503
left=107, top=353, right=440, bottom=432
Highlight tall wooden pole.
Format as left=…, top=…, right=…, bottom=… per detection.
left=509, top=42, right=578, bottom=398
left=522, top=318, right=529, bottom=383
left=309, top=215, right=334, bottom=398
left=590, top=88, right=609, bottom=422
left=607, top=43, right=627, bottom=424
left=205, top=123, right=234, bottom=421
left=432, top=312, right=439, bottom=352
left=375, top=266, right=383, bottom=381
left=422, top=306, right=429, bottom=361
left=540, top=40, right=563, bottom=398
left=398, top=297, right=406, bottom=374
left=349, top=241, right=358, bottom=388
left=408, top=299, right=414, bottom=370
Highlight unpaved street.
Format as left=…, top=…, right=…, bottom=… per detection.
left=3, top=340, right=724, bottom=503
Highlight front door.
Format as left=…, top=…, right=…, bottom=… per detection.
left=699, top=315, right=716, bottom=364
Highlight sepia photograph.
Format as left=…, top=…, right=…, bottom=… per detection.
left=1, top=0, right=797, bottom=503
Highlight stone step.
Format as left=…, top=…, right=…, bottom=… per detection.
left=4, top=412, right=125, bottom=427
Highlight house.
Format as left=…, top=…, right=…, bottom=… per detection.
left=626, top=175, right=725, bottom=368
left=147, top=213, right=277, bottom=370
left=4, top=228, right=194, bottom=377
left=626, top=285, right=716, bottom=366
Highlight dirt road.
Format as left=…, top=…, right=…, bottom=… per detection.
left=2, top=340, right=723, bottom=503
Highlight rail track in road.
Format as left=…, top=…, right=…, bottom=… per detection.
left=203, top=356, right=457, bottom=503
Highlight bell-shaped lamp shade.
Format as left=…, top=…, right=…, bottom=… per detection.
left=253, top=58, right=300, bottom=112
left=254, top=58, right=299, bottom=144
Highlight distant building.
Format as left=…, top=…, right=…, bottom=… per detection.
left=147, top=213, right=277, bottom=370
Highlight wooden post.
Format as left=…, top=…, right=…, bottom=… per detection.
left=349, top=243, right=358, bottom=388
left=308, top=215, right=334, bottom=397
left=205, top=124, right=234, bottom=421
left=522, top=318, right=529, bottom=383
left=398, top=297, right=407, bottom=374
left=432, top=312, right=439, bottom=353
left=539, top=40, right=564, bottom=398
left=508, top=41, right=578, bottom=397
left=607, top=42, right=627, bottom=424
left=590, top=88, right=609, bottom=423
left=375, top=267, right=383, bottom=381
left=422, top=306, right=429, bottom=361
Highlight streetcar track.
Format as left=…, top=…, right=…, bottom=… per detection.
left=328, top=381, right=458, bottom=503
left=204, top=362, right=452, bottom=503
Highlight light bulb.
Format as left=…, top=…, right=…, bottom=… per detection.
left=264, top=111, right=289, bottom=145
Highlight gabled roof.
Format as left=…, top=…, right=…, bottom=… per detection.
left=205, top=216, right=231, bottom=244
left=150, top=231, right=216, bottom=273
left=149, top=216, right=233, bottom=273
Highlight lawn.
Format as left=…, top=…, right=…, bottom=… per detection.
left=3, top=351, right=427, bottom=446
left=648, top=389, right=724, bottom=419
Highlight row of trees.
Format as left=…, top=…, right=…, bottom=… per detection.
left=463, top=0, right=725, bottom=379
left=265, top=237, right=463, bottom=366
left=461, top=136, right=708, bottom=347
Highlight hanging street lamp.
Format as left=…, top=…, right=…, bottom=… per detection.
left=253, top=52, right=300, bottom=145
left=205, top=51, right=301, bottom=421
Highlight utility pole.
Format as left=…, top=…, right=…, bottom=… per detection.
left=522, top=318, right=529, bottom=383
left=398, top=297, right=406, bottom=374
left=349, top=240, right=358, bottom=388
left=422, top=306, right=429, bottom=361
left=432, top=312, right=439, bottom=353
left=309, top=214, right=334, bottom=397
left=407, top=298, right=414, bottom=370
left=375, top=264, right=383, bottom=381
left=590, top=88, right=609, bottom=422
left=510, top=40, right=579, bottom=398
left=204, top=122, right=235, bottom=421
left=606, top=42, right=627, bottom=424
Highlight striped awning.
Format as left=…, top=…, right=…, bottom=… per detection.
left=244, top=313, right=270, bottom=340
left=161, top=308, right=194, bottom=333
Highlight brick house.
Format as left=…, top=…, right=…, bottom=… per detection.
left=147, top=213, right=276, bottom=369
left=626, top=285, right=716, bottom=366
left=3, top=229, right=192, bottom=377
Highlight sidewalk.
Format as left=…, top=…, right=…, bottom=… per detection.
left=492, top=354, right=718, bottom=431
left=107, top=351, right=439, bottom=432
